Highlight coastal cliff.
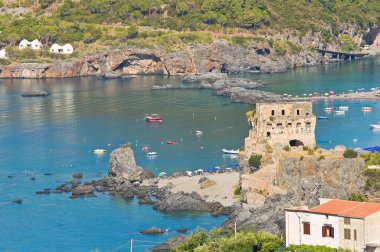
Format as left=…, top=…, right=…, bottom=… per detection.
left=0, top=42, right=324, bottom=78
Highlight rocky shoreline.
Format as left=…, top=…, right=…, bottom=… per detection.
left=152, top=72, right=284, bottom=104
left=0, top=41, right=326, bottom=79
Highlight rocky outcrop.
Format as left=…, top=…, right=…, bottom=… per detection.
left=0, top=42, right=325, bottom=79
left=140, top=227, right=164, bottom=235
left=109, top=145, right=144, bottom=182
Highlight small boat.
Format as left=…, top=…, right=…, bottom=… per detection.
left=324, top=107, right=333, bottom=111
left=362, top=107, right=372, bottom=111
left=338, top=106, right=349, bottom=110
left=196, top=130, right=203, bottom=135
left=21, top=91, right=49, bottom=97
left=147, top=152, right=158, bottom=156
left=318, top=116, right=328, bottom=120
left=370, top=123, right=380, bottom=129
left=167, top=141, right=177, bottom=145
left=222, top=149, right=239, bottom=154
left=93, top=149, right=106, bottom=154
left=145, top=114, right=163, bottom=122
left=334, top=110, right=345, bottom=114
left=142, top=146, right=150, bottom=151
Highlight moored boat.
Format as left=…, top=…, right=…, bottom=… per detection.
left=324, top=107, right=333, bottom=111
left=362, top=107, right=372, bottom=111
left=21, top=91, right=49, bottom=97
left=370, top=123, right=380, bottom=129
left=145, top=114, right=163, bottom=122
left=167, top=141, right=177, bottom=145
left=93, top=149, right=106, bottom=154
left=222, top=149, right=239, bottom=154
left=147, top=152, right=158, bottom=156
left=334, top=110, right=345, bottom=114
left=338, top=106, right=349, bottom=110
left=318, top=116, right=328, bottom=120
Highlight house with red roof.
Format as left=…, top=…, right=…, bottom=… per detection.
left=285, top=199, right=380, bottom=252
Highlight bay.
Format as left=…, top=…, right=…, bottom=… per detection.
left=1, top=56, right=380, bottom=251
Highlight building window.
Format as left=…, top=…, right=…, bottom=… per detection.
left=281, top=109, right=285, bottom=116
left=344, top=217, right=350, bottom=225
left=344, top=228, right=351, bottom=240
left=297, top=109, right=300, bottom=115
left=271, top=110, right=275, bottom=116
left=322, top=225, right=334, bottom=238
left=303, top=222, right=310, bottom=235
left=266, top=132, right=271, bottom=137
left=354, top=229, right=357, bottom=241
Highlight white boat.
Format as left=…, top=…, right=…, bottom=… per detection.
left=370, top=123, right=380, bottom=129
left=147, top=152, right=158, bottom=156
left=196, top=130, right=203, bottom=135
left=334, top=110, right=345, bottom=114
left=93, top=149, right=106, bottom=154
left=338, top=106, right=349, bottom=110
left=222, top=149, right=239, bottom=154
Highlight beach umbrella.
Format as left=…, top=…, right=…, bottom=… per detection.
left=324, top=93, right=329, bottom=96
left=309, top=94, right=312, bottom=96
left=302, top=93, right=307, bottom=96
left=158, top=172, right=166, bottom=177
left=196, top=169, right=203, bottom=172
left=329, top=90, right=334, bottom=95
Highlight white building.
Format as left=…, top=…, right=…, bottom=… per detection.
left=285, top=199, right=380, bottom=252
left=0, top=48, right=7, bottom=59
left=19, top=39, right=42, bottom=50
left=49, top=43, right=73, bottom=54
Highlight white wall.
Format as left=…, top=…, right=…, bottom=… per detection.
left=286, top=210, right=340, bottom=248
left=339, top=217, right=365, bottom=251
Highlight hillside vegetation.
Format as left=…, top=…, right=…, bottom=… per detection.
left=0, top=0, right=379, bottom=62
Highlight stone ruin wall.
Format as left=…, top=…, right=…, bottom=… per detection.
left=244, top=102, right=316, bottom=158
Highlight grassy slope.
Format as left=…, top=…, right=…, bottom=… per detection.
left=0, top=0, right=379, bottom=63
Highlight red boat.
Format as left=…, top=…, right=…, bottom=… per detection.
left=145, top=114, right=163, bottom=122
left=167, top=141, right=177, bottom=145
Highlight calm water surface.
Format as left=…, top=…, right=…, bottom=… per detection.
left=1, top=56, right=380, bottom=251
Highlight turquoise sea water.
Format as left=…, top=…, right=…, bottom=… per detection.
left=1, top=56, right=380, bottom=251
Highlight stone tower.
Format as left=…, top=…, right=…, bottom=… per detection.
left=245, top=102, right=316, bottom=156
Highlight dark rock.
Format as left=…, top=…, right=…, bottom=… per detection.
left=30, top=177, right=36, bottom=181
left=140, top=227, right=163, bottom=235
left=172, top=172, right=184, bottom=178
left=151, top=235, right=188, bottom=251
left=198, top=177, right=207, bottom=184
left=72, top=172, right=83, bottom=179
left=7, top=175, right=13, bottom=179
left=68, top=180, right=81, bottom=188
left=13, top=199, right=22, bottom=204
left=44, top=173, right=52, bottom=176
left=97, top=71, right=122, bottom=80
left=71, top=185, right=95, bottom=196
left=138, top=196, right=154, bottom=205
left=176, top=228, right=187, bottom=233
left=142, top=170, right=154, bottom=179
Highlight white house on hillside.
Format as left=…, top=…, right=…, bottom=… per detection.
left=0, top=48, right=7, bottom=59
left=19, top=39, right=42, bottom=50
left=50, top=43, right=73, bottom=54
left=285, top=199, right=380, bottom=252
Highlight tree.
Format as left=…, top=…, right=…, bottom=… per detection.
left=249, top=154, right=262, bottom=169
left=176, top=2, right=189, bottom=16
left=343, top=149, right=358, bottom=158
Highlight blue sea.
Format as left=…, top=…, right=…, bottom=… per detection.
left=1, top=56, right=380, bottom=251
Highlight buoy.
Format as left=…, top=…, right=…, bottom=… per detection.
left=192, top=113, right=195, bottom=117
left=201, top=146, right=204, bottom=150
left=214, top=117, right=217, bottom=120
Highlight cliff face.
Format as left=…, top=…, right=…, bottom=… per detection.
left=0, top=42, right=324, bottom=78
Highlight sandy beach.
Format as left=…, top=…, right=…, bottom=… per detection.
left=146, top=172, right=240, bottom=207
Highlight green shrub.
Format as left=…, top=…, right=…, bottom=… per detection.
left=239, top=146, right=245, bottom=151
left=347, top=193, right=367, bottom=202
left=343, top=149, right=358, bottom=158
left=283, top=146, right=290, bottom=152
left=300, top=156, right=304, bottom=161
left=318, top=155, right=325, bottom=161
left=248, top=154, right=262, bottom=168
left=307, top=148, right=314, bottom=155
left=302, top=146, right=309, bottom=151
left=363, top=168, right=380, bottom=191
left=285, top=244, right=351, bottom=252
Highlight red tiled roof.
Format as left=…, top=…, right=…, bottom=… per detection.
left=308, top=199, right=380, bottom=218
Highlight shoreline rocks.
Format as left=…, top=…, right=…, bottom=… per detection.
left=140, top=227, right=164, bottom=235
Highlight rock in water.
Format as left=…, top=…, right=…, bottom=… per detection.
left=140, top=227, right=163, bottom=235
left=72, top=172, right=83, bottom=179
left=176, top=228, right=187, bottom=233
left=109, top=145, right=143, bottom=182
left=151, top=235, right=188, bottom=251
left=71, top=185, right=95, bottom=196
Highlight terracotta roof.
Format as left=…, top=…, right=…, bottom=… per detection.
left=308, top=199, right=380, bottom=218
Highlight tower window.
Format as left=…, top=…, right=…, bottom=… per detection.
left=271, top=110, right=275, bottom=116
left=297, top=109, right=300, bottom=115
left=281, top=110, right=285, bottom=116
